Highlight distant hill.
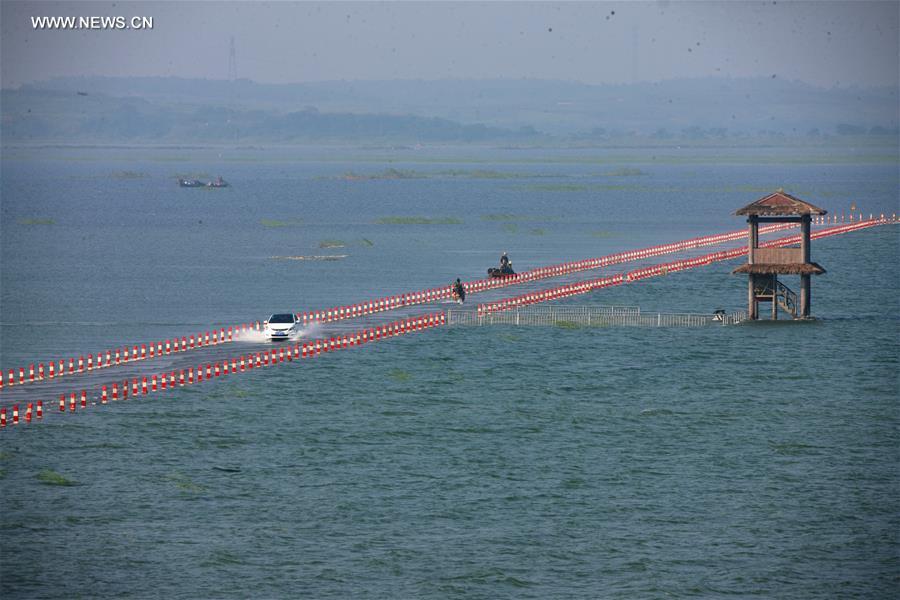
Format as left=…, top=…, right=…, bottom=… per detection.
left=1, top=88, right=532, bottom=143
left=3, top=76, right=898, bottom=143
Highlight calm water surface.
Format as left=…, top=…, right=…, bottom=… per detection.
left=1, top=145, right=898, bottom=598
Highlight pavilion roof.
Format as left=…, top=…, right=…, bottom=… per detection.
left=732, top=262, right=826, bottom=275
left=735, top=191, right=827, bottom=216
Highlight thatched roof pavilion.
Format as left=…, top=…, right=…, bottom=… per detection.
left=734, top=191, right=825, bottom=319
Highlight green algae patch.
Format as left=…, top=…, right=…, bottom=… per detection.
left=524, top=183, right=588, bottom=192
left=343, top=168, right=424, bottom=180
left=260, top=218, right=303, bottom=228
left=481, top=213, right=519, bottom=221
left=376, top=216, right=462, bottom=225
left=603, top=167, right=645, bottom=177
left=319, top=239, right=346, bottom=248
left=36, top=469, right=77, bottom=486
left=554, top=320, right=582, bottom=330
left=591, top=230, right=617, bottom=238
left=389, top=369, right=412, bottom=382
left=111, top=170, right=148, bottom=179
left=360, top=238, right=374, bottom=247
left=501, top=223, right=519, bottom=234
left=439, top=169, right=531, bottom=179
left=18, top=218, right=55, bottom=226
left=481, top=213, right=560, bottom=222
left=529, top=228, right=545, bottom=236
left=165, top=472, right=206, bottom=493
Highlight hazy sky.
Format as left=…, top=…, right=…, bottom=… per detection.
left=2, top=1, right=898, bottom=88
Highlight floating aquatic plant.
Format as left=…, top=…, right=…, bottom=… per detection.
left=36, top=469, right=77, bottom=486
left=376, top=216, right=462, bottom=225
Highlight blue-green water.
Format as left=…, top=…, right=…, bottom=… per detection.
left=1, top=146, right=898, bottom=598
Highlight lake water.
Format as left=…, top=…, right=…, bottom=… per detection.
left=1, top=144, right=898, bottom=598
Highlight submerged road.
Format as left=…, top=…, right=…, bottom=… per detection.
left=0, top=218, right=893, bottom=427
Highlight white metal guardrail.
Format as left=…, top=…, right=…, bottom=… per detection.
left=447, top=305, right=748, bottom=327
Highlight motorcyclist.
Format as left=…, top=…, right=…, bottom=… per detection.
left=453, top=278, right=466, bottom=303
left=500, top=252, right=510, bottom=268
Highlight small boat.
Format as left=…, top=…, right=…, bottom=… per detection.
left=178, top=177, right=229, bottom=188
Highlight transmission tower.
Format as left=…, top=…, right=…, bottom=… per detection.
left=228, top=36, right=237, bottom=81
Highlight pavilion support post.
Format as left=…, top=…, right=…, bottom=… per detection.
left=771, top=275, right=778, bottom=320
left=801, top=215, right=811, bottom=262
left=748, top=276, right=757, bottom=320
left=800, top=274, right=811, bottom=318
left=748, top=216, right=758, bottom=263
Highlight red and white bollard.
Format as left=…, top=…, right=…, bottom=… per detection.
left=151, top=375, right=158, bottom=392
left=0, top=407, right=6, bottom=427
left=25, top=403, right=33, bottom=423
left=81, top=390, right=87, bottom=408
left=112, top=383, right=119, bottom=401
left=59, top=395, right=65, bottom=412
left=101, top=385, right=108, bottom=404
left=36, top=401, right=43, bottom=419
left=69, top=393, right=76, bottom=412
left=142, top=377, right=148, bottom=394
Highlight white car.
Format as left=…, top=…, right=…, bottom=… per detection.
left=264, top=313, right=300, bottom=341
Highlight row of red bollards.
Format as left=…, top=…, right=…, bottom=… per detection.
left=0, top=401, right=44, bottom=426
left=0, top=219, right=870, bottom=392
left=0, top=313, right=446, bottom=429
left=0, top=324, right=270, bottom=392
left=298, top=222, right=801, bottom=327
left=477, top=218, right=890, bottom=315
left=813, top=213, right=895, bottom=225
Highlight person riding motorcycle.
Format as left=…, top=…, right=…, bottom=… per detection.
left=499, top=252, right=513, bottom=274
left=452, top=278, right=466, bottom=303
